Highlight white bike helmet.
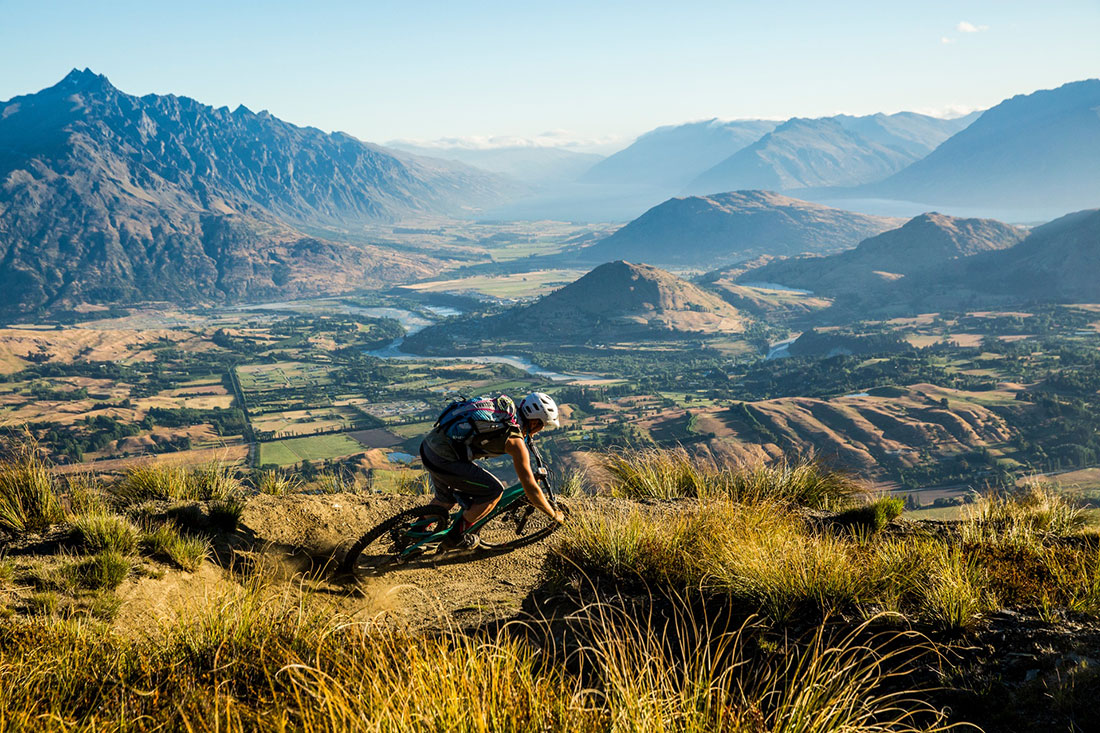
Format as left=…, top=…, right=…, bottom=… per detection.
left=519, top=392, right=560, bottom=429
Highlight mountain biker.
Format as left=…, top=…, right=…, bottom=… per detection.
left=419, top=392, right=565, bottom=549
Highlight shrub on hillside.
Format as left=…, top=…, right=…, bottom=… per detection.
left=70, top=512, right=139, bottom=554
left=833, top=497, right=904, bottom=534
left=140, top=523, right=209, bottom=571
left=0, top=439, right=64, bottom=533
left=601, top=448, right=860, bottom=509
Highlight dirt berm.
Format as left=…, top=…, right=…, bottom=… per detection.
left=117, top=493, right=625, bottom=632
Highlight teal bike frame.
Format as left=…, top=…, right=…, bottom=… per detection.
left=399, top=435, right=557, bottom=557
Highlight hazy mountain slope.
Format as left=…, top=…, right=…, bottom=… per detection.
left=735, top=213, right=1027, bottom=295
left=387, top=143, right=602, bottom=185
left=580, top=119, right=778, bottom=187
left=579, top=191, right=903, bottom=267
left=953, top=209, right=1100, bottom=301
left=869, top=79, right=1100, bottom=209
left=822, top=208, right=1100, bottom=315
left=0, top=69, right=498, bottom=314
left=833, top=111, right=980, bottom=158
left=686, top=113, right=972, bottom=194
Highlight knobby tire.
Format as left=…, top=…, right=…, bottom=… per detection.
left=342, top=506, right=449, bottom=575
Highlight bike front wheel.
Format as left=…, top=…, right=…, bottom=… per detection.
left=476, top=500, right=568, bottom=552
left=342, top=506, right=450, bottom=575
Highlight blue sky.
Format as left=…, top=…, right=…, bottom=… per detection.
left=2, top=1, right=1097, bottom=151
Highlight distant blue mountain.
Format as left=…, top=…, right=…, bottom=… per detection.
left=578, top=190, right=902, bottom=267
left=685, top=112, right=975, bottom=194
left=869, top=80, right=1100, bottom=210
left=579, top=119, right=779, bottom=187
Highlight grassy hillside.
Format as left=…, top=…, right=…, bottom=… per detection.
left=3, top=442, right=1100, bottom=730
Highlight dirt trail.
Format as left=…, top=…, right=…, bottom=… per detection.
left=119, top=493, right=572, bottom=632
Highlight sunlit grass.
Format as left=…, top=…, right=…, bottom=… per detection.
left=0, top=438, right=64, bottom=533
left=602, top=448, right=861, bottom=509
left=113, top=462, right=244, bottom=503
left=140, top=522, right=210, bottom=571
left=69, top=512, right=139, bottom=554
left=558, top=483, right=1099, bottom=631
left=0, top=573, right=956, bottom=732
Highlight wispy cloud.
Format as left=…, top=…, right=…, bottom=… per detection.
left=387, top=131, right=628, bottom=153
left=957, top=21, right=989, bottom=33
left=913, top=104, right=981, bottom=119
left=941, top=36, right=954, bottom=45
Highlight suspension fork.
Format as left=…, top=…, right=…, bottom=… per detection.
left=525, top=434, right=557, bottom=508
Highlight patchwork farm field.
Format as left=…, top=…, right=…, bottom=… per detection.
left=401, top=269, right=586, bottom=299
left=257, top=433, right=369, bottom=467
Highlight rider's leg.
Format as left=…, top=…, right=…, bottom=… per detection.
left=461, top=494, right=502, bottom=526
left=422, top=475, right=457, bottom=530
left=438, top=462, right=506, bottom=534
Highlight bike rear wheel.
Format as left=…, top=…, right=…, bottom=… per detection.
left=475, top=499, right=568, bottom=551
left=343, top=506, right=450, bottom=575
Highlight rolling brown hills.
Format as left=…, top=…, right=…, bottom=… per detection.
left=698, top=384, right=1014, bottom=479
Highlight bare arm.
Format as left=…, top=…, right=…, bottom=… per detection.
left=504, top=436, right=563, bottom=522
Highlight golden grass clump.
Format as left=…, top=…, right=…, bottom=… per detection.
left=113, top=462, right=245, bottom=503
left=140, top=522, right=210, bottom=571
left=601, top=448, right=861, bottom=509
left=558, top=499, right=993, bottom=629
left=255, top=470, right=302, bottom=496
left=0, top=573, right=957, bottom=732
left=65, top=551, right=130, bottom=591
left=560, top=501, right=872, bottom=622
left=63, top=473, right=110, bottom=515
left=0, top=439, right=64, bottom=533
left=919, top=546, right=987, bottom=631
left=114, top=464, right=194, bottom=502
left=69, top=512, right=139, bottom=554
left=963, top=481, right=1085, bottom=548
left=191, top=462, right=243, bottom=501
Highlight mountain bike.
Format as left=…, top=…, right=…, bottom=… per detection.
left=342, top=436, right=566, bottom=575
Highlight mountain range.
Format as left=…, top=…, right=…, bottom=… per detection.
left=734, top=212, right=1028, bottom=297
left=580, top=119, right=779, bottom=188
left=739, top=207, right=1100, bottom=316
left=865, top=79, right=1100, bottom=212
left=579, top=191, right=902, bottom=267
left=685, top=113, right=975, bottom=194
left=892, top=208, right=1100, bottom=310
left=0, top=69, right=509, bottom=314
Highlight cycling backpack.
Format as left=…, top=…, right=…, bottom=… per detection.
left=433, top=394, right=521, bottom=459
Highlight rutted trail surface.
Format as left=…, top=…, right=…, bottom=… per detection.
left=249, top=492, right=566, bottom=627
left=121, top=493, right=593, bottom=632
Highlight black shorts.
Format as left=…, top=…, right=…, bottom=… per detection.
left=419, top=442, right=506, bottom=508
